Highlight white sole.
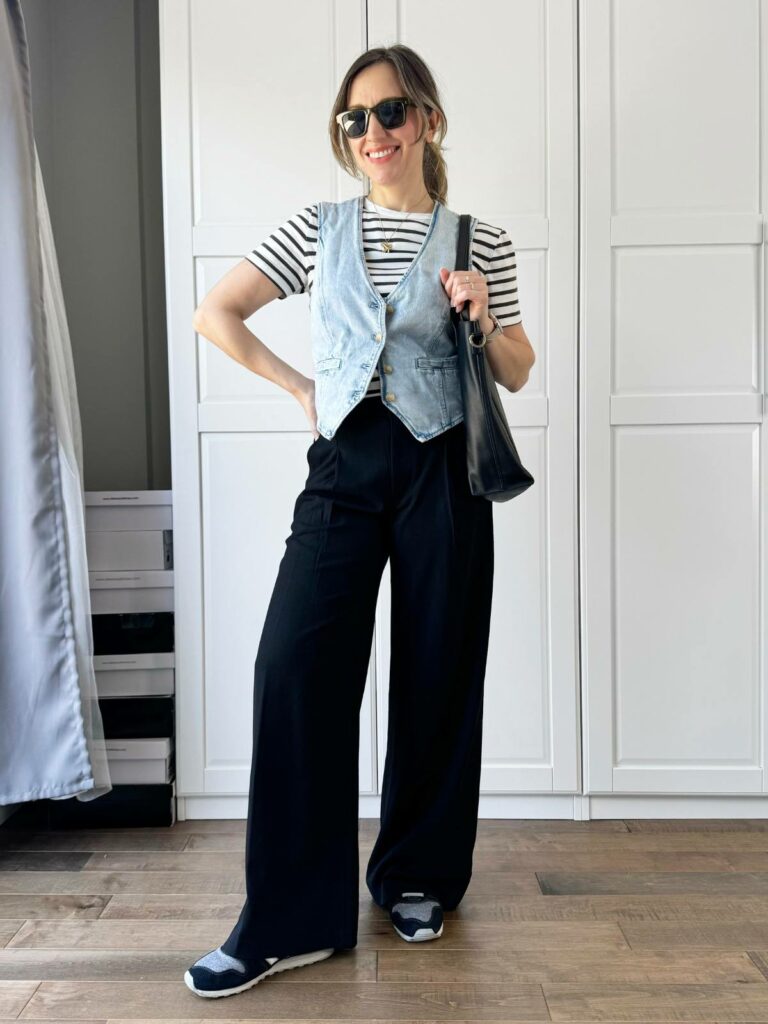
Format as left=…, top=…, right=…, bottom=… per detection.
left=183, top=946, right=335, bottom=998
left=393, top=922, right=443, bottom=942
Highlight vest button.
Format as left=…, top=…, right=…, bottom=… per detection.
left=383, top=364, right=393, bottom=373
left=386, top=303, right=394, bottom=314
left=385, top=392, right=396, bottom=402
left=374, top=332, right=382, bottom=341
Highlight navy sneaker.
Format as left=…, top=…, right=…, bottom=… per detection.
left=389, top=892, right=443, bottom=941
left=184, top=945, right=335, bottom=998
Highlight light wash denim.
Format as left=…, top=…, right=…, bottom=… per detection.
left=311, top=194, right=477, bottom=442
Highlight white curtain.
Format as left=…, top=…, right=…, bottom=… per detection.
left=0, top=0, right=111, bottom=804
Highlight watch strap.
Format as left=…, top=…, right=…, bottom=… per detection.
left=485, top=312, right=503, bottom=341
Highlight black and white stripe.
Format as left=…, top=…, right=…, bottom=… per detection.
left=245, top=198, right=522, bottom=400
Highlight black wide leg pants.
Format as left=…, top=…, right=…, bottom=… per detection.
left=220, top=396, right=494, bottom=960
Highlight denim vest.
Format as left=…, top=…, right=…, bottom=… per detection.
left=311, top=194, right=476, bottom=442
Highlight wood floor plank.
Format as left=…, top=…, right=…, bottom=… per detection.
left=455, top=891, right=768, bottom=921
left=620, top=920, right=768, bottom=949
left=503, top=833, right=768, bottom=851
left=81, top=854, right=234, bottom=873
left=7, top=921, right=241, bottom=951
left=181, top=833, right=532, bottom=853
left=0, top=897, right=108, bottom=921
left=6, top=945, right=763, bottom=986
left=147, top=817, right=378, bottom=833
left=0, top=874, right=247, bottom=896
left=102, top=1020, right=541, bottom=1024
left=472, top=850, right=734, bottom=870
left=15, top=889, right=768, bottom=926
left=97, top=895, right=245, bottom=920
left=477, top=820, right=630, bottom=833
left=6, top=918, right=627, bottom=952
left=0, top=835, right=187, bottom=854
left=181, top=833, right=371, bottom=853
left=376, top=947, right=764, bottom=984
left=18, top=979, right=550, bottom=1020
left=356, top=920, right=628, bottom=950
left=0, top=948, right=375, bottom=981
left=625, top=819, right=768, bottom=832
left=538, top=872, right=768, bottom=895
left=542, top=981, right=768, bottom=1020
left=430, top=875, right=542, bottom=896
left=159, top=820, right=247, bottom=833
left=0, top=922, right=24, bottom=947
left=721, top=853, right=768, bottom=870
left=0, top=980, right=39, bottom=1018
left=97, top=891, right=768, bottom=923
left=104, top=1020, right=547, bottom=1024
left=79, top=849, right=744, bottom=873
left=177, top=834, right=243, bottom=853
left=0, top=854, right=92, bottom=873
left=81, top=843, right=368, bottom=871
left=0, top=872, right=536, bottom=900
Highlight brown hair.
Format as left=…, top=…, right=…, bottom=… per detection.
left=328, top=44, right=449, bottom=206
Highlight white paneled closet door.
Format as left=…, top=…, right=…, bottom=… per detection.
left=162, top=0, right=580, bottom=819
left=161, top=0, right=376, bottom=818
left=581, top=0, right=768, bottom=802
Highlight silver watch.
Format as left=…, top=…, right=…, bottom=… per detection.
left=484, top=311, right=503, bottom=343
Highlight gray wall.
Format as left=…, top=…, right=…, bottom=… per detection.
left=20, top=0, right=170, bottom=491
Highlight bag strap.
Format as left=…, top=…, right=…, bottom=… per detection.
left=451, top=214, right=476, bottom=332
left=456, top=213, right=470, bottom=272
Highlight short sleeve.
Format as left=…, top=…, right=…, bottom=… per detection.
left=243, top=203, right=318, bottom=300
left=473, top=225, right=522, bottom=327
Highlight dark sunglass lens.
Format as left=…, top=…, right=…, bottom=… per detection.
left=377, top=99, right=406, bottom=128
left=342, top=109, right=367, bottom=138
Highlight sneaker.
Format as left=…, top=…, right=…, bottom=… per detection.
left=184, top=945, right=335, bottom=998
left=389, top=892, right=443, bottom=942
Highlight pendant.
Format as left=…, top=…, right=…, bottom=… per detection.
left=381, top=240, right=392, bottom=252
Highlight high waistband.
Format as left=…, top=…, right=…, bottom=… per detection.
left=305, top=395, right=471, bottom=527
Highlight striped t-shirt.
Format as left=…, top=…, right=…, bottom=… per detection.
left=244, top=197, right=523, bottom=399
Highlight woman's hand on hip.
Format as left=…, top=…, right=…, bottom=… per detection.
left=293, top=376, right=320, bottom=440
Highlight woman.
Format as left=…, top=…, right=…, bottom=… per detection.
left=185, top=43, right=534, bottom=999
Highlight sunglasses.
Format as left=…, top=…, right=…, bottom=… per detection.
left=335, top=97, right=415, bottom=139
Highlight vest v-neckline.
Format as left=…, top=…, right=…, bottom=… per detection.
left=356, top=193, right=441, bottom=308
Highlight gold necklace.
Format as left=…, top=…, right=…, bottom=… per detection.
left=366, top=191, right=433, bottom=252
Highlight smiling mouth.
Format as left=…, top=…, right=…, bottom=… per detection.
left=366, top=146, right=400, bottom=159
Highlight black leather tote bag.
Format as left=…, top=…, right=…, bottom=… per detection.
left=450, top=213, right=535, bottom=502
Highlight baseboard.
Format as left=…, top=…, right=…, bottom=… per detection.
left=177, top=792, right=768, bottom=821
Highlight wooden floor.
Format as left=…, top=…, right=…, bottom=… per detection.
left=3, top=817, right=768, bottom=1021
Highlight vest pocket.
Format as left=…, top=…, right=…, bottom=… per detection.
left=415, top=353, right=461, bottom=428
left=415, top=354, right=458, bottom=371
left=314, top=356, right=342, bottom=375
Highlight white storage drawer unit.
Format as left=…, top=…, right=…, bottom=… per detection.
left=87, top=490, right=174, bottom=613
left=93, top=652, right=175, bottom=698
left=86, top=529, right=172, bottom=572
left=105, top=738, right=174, bottom=785
left=85, top=490, right=172, bottom=531
left=89, top=570, right=174, bottom=614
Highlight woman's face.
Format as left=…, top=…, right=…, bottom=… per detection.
left=345, top=62, right=436, bottom=191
